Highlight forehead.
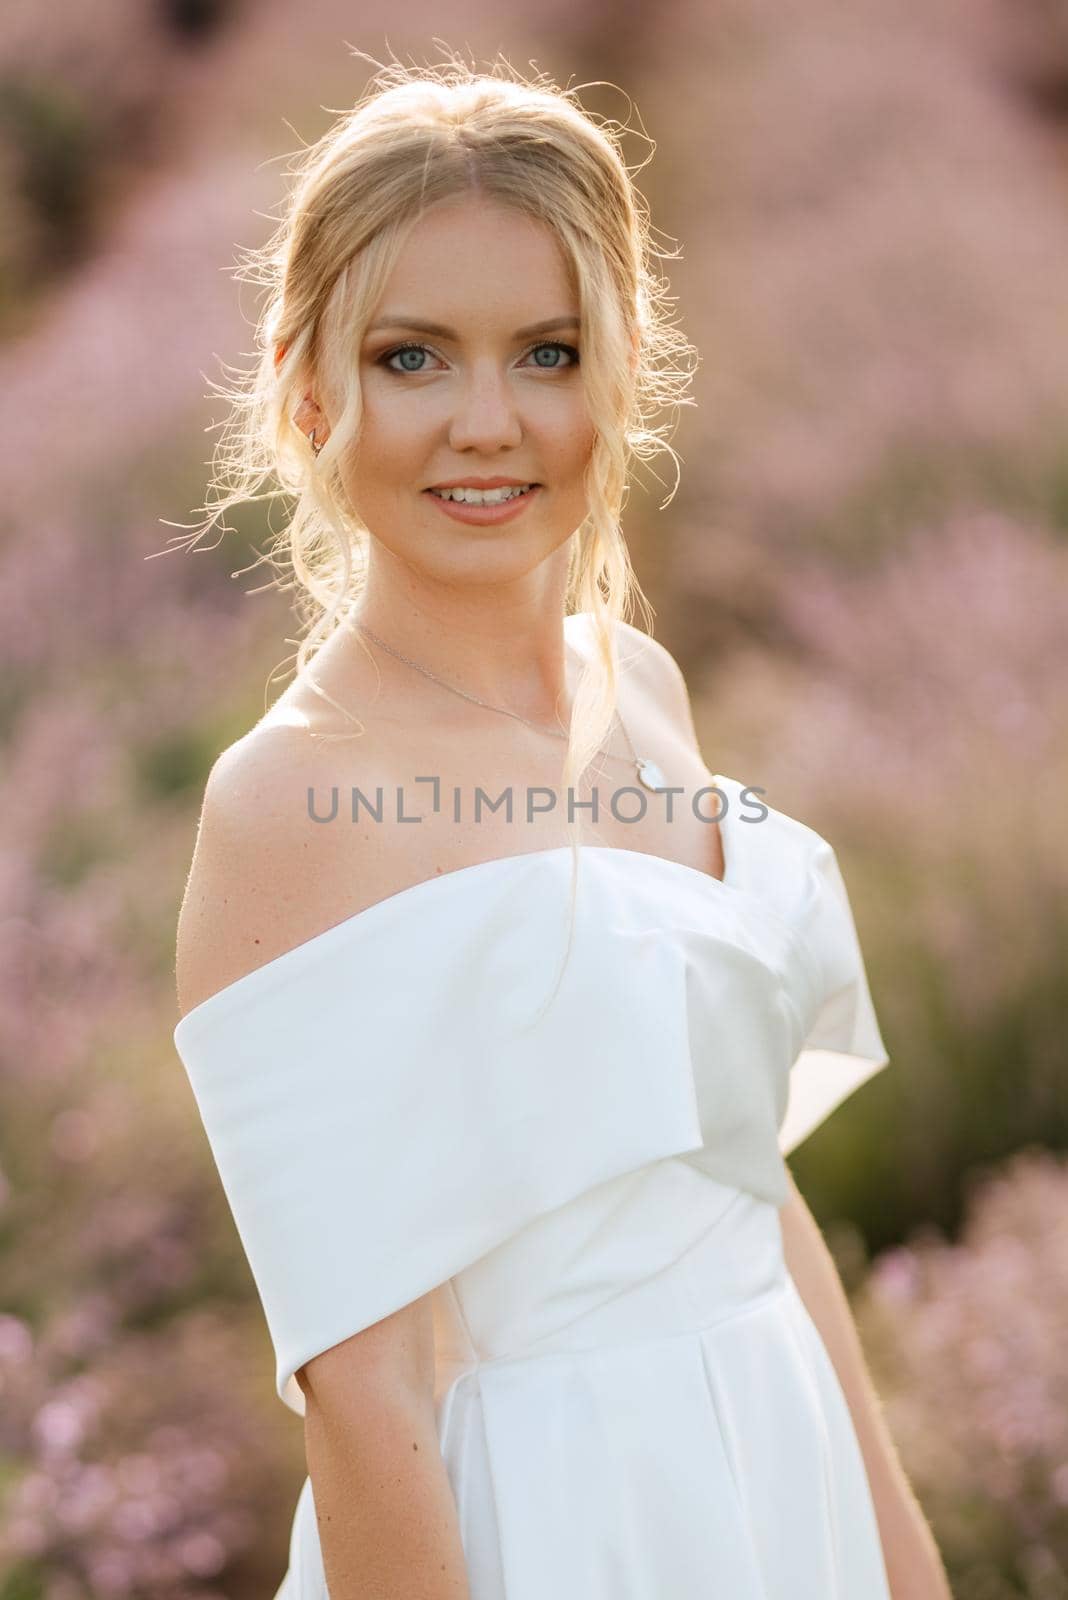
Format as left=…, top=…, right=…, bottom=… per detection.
left=375, top=197, right=577, bottom=325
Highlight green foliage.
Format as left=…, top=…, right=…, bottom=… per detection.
left=0, top=75, right=100, bottom=272
left=134, top=726, right=219, bottom=802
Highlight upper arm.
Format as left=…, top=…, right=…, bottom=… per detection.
left=778, top=1163, right=803, bottom=1226
left=174, top=735, right=439, bottom=1418
left=295, top=1293, right=437, bottom=1418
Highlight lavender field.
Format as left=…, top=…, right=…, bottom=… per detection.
left=1, top=2, right=1067, bottom=1595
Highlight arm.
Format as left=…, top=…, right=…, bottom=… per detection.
left=297, top=1304, right=470, bottom=1600
left=616, top=626, right=944, bottom=1591
left=177, top=735, right=470, bottom=1598
left=779, top=1169, right=951, bottom=1600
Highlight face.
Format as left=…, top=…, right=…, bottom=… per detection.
left=338, top=195, right=596, bottom=585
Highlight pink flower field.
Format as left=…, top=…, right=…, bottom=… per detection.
left=2, top=2, right=1067, bottom=1593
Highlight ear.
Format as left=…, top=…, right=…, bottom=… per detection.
left=275, top=340, right=313, bottom=389
left=276, top=343, right=329, bottom=442
left=293, top=391, right=325, bottom=435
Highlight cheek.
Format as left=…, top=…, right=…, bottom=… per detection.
left=558, top=387, right=596, bottom=456
left=560, top=417, right=596, bottom=478
left=534, top=391, right=593, bottom=461
left=352, top=395, right=427, bottom=478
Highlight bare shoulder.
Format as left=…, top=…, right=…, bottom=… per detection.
left=175, top=726, right=440, bottom=1411
left=610, top=618, right=702, bottom=757
left=174, top=724, right=356, bottom=1020
left=572, top=611, right=687, bottom=684
left=569, top=611, right=702, bottom=757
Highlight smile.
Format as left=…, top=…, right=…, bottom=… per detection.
left=424, top=484, right=542, bottom=525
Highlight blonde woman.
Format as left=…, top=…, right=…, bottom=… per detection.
left=172, top=53, right=950, bottom=1600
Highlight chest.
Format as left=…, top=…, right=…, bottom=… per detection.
left=286, top=652, right=727, bottom=913
left=357, top=692, right=723, bottom=879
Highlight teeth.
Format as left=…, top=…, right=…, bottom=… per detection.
left=429, top=484, right=534, bottom=504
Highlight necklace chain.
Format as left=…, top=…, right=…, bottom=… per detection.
left=349, top=616, right=670, bottom=792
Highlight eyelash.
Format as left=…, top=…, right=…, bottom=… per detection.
left=377, top=339, right=581, bottom=374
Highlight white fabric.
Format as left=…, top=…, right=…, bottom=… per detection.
left=173, top=773, right=891, bottom=1598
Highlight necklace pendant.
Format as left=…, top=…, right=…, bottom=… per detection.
left=636, top=756, right=668, bottom=792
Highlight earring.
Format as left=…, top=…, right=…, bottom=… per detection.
left=309, top=428, right=323, bottom=457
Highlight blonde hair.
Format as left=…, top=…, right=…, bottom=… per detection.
left=168, top=46, right=698, bottom=1019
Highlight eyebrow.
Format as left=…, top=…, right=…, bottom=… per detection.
left=365, top=314, right=581, bottom=339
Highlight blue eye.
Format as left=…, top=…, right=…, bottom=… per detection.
left=526, top=342, right=580, bottom=369
left=382, top=343, right=435, bottom=373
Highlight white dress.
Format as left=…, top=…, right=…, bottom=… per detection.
left=173, top=772, right=893, bottom=1599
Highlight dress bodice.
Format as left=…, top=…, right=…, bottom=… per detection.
left=173, top=774, right=889, bottom=1416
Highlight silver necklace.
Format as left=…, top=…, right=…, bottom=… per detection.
left=351, top=617, right=669, bottom=793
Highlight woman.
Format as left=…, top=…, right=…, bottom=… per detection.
left=172, top=54, right=950, bottom=1600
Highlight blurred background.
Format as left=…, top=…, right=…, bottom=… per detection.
left=1, top=2, right=1067, bottom=1596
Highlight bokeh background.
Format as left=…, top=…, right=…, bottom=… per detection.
left=2, top=3, right=1067, bottom=1597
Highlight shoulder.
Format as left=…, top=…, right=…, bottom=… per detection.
left=613, top=618, right=687, bottom=683
left=603, top=616, right=702, bottom=756
left=571, top=612, right=693, bottom=698
left=569, top=610, right=701, bottom=754
left=173, top=725, right=355, bottom=1020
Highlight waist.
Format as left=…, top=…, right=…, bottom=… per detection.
left=434, top=1180, right=787, bottom=1382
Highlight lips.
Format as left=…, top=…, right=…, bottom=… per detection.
left=427, top=477, right=541, bottom=491
left=424, top=483, right=543, bottom=524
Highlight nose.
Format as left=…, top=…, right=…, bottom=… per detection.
left=447, top=360, right=523, bottom=454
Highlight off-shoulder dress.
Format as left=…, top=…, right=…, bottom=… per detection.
left=173, top=770, right=893, bottom=1599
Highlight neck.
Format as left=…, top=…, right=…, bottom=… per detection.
left=343, top=602, right=582, bottom=729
